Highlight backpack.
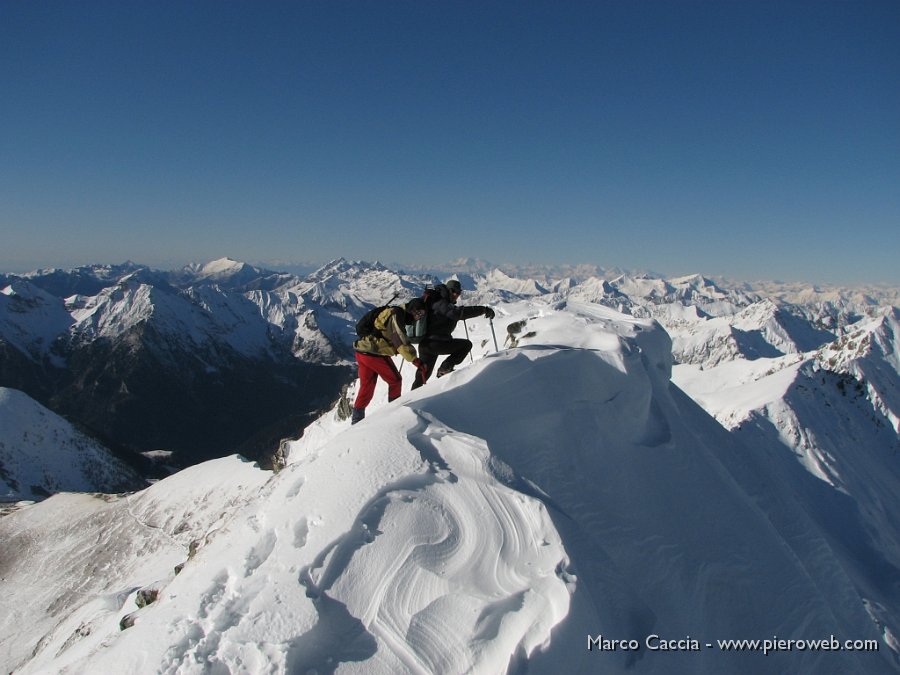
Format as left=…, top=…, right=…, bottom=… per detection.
left=405, top=287, right=438, bottom=343
left=356, top=292, right=401, bottom=340
left=356, top=305, right=399, bottom=339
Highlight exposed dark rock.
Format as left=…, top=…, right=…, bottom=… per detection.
left=135, top=588, right=159, bottom=608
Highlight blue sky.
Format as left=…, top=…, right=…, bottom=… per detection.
left=2, top=1, right=898, bottom=284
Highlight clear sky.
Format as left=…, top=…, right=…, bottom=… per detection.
left=2, top=0, right=898, bottom=284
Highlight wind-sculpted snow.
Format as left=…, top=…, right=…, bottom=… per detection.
left=3, top=404, right=572, bottom=674
left=290, top=413, right=571, bottom=674
left=408, top=320, right=898, bottom=673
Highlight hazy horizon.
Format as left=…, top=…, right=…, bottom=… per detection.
left=4, top=253, right=900, bottom=290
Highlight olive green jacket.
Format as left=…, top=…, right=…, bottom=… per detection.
left=353, top=307, right=418, bottom=362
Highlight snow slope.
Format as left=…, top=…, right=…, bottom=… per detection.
left=0, top=280, right=73, bottom=360
left=672, top=305, right=900, bottom=658
left=2, top=303, right=897, bottom=674
left=0, top=387, right=145, bottom=501
left=0, top=457, right=271, bottom=670
left=673, top=307, right=900, bottom=485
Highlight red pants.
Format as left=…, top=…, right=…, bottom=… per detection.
left=354, top=352, right=402, bottom=410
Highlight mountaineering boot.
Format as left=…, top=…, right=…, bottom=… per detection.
left=351, top=408, right=365, bottom=425
left=436, top=365, right=454, bottom=378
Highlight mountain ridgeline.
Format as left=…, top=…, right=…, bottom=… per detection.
left=0, top=258, right=418, bottom=470
left=1, top=257, right=897, bottom=479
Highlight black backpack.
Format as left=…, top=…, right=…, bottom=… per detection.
left=356, top=305, right=402, bottom=339
left=356, top=292, right=401, bottom=340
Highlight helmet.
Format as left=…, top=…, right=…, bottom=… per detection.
left=445, top=279, right=462, bottom=293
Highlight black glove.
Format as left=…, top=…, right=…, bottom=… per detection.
left=483, top=306, right=495, bottom=319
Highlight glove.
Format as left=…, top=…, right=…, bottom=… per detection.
left=413, top=358, right=428, bottom=381
left=483, top=306, right=495, bottom=319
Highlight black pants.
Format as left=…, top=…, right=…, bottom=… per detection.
left=411, top=337, right=472, bottom=389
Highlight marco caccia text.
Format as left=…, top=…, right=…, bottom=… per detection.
left=588, top=635, right=703, bottom=652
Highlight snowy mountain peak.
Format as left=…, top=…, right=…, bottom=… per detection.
left=200, top=256, right=247, bottom=275
left=609, top=273, right=675, bottom=301
left=811, top=307, right=900, bottom=433
left=294, top=260, right=432, bottom=313
left=68, top=280, right=161, bottom=340
left=670, top=272, right=723, bottom=291
left=558, top=276, right=630, bottom=306
left=307, top=258, right=391, bottom=281
left=817, top=307, right=900, bottom=373
left=19, top=262, right=149, bottom=298
left=481, top=268, right=547, bottom=296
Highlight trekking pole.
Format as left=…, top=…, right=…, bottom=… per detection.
left=463, top=319, right=474, bottom=363
left=489, top=317, right=499, bottom=352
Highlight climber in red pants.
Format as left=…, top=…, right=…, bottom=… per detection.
left=351, top=298, right=428, bottom=424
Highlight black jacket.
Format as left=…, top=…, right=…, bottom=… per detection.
left=425, top=284, right=487, bottom=340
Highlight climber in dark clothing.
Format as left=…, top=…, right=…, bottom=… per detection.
left=411, top=279, right=494, bottom=389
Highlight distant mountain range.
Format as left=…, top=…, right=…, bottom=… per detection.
left=1, top=258, right=415, bottom=470
left=2, top=256, right=897, bottom=491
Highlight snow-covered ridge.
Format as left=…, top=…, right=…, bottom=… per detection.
left=3, top=304, right=898, bottom=673
left=814, top=307, right=900, bottom=432
left=0, top=387, right=145, bottom=501
left=673, top=303, right=900, bottom=586
left=0, top=279, right=73, bottom=360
